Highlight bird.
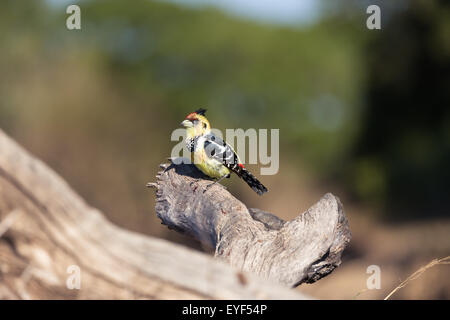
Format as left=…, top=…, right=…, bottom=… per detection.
left=180, top=108, right=268, bottom=195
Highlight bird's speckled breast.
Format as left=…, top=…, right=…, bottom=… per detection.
left=190, top=136, right=230, bottom=179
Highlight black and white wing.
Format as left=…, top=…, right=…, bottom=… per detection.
left=203, top=133, right=268, bottom=195
left=203, top=133, right=241, bottom=170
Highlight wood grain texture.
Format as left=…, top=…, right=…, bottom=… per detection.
left=151, top=159, right=351, bottom=287
left=0, top=129, right=307, bottom=299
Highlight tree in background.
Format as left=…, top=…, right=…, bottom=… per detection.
left=347, top=0, right=450, bottom=219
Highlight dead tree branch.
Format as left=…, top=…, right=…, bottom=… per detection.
left=150, top=159, right=351, bottom=287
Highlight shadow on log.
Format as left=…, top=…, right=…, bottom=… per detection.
left=149, top=159, right=351, bottom=287
left=0, top=129, right=308, bottom=299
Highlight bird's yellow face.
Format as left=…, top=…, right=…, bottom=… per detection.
left=181, top=110, right=211, bottom=138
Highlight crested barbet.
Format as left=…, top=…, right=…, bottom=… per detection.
left=180, top=108, right=268, bottom=195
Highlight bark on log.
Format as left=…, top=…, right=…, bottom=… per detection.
left=150, top=159, right=351, bottom=287
left=0, top=129, right=308, bottom=299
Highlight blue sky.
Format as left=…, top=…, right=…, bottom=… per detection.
left=167, top=0, right=321, bottom=25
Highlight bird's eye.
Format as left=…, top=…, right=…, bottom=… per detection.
left=203, top=123, right=207, bottom=129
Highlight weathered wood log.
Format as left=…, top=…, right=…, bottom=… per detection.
left=150, top=159, right=351, bottom=287
left=0, top=129, right=308, bottom=299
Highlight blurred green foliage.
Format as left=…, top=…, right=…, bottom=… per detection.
left=348, top=0, right=450, bottom=218
left=0, top=0, right=448, bottom=231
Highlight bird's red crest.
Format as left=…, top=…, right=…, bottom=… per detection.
left=186, top=108, right=207, bottom=120
left=186, top=112, right=198, bottom=121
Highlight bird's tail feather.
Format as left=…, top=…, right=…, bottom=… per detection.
left=235, top=167, right=268, bottom=195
